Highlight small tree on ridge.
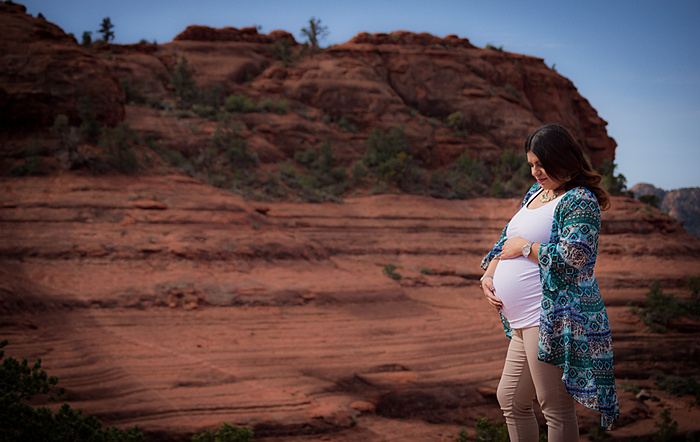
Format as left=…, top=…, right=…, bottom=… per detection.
left=301, top=17, right=328, bottom=52
left=99, top=17, right=115, bottom=42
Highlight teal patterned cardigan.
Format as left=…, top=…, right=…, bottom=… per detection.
left=481, top=182, right=619, bottom=429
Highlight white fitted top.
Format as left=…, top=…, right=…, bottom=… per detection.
left=492, top=191, right=564, bottom=328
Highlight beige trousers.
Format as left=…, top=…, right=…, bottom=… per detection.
left=496, top=326, right=578, bottom=442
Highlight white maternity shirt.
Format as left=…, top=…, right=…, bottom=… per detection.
left=492, top=191, right=564, bottom=329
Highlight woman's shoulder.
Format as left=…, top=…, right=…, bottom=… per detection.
left=521, top=183, right=542, bottom=207
left=557, top=186, right=601, bottom=216
left=563, top=186, right=597, bottom=203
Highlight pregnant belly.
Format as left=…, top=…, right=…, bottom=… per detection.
left=492, top=258, right=542, bottom=326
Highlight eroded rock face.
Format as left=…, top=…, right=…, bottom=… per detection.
left=174, top=25, right=297, bottom=44
left=0, top=3, right=125, bottom=132
left=50, top=25, right=616, bottom=171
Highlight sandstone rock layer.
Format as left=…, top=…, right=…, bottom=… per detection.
left=1, top=174, right=699, bottom=440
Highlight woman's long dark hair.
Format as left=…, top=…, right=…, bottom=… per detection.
left=524, top=124, right=610, bottom=210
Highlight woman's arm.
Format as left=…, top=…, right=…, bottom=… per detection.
left=500, top=237, right=540, bottom=263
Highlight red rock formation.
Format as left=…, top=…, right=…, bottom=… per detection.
left=174, top=25, right=297, bottom=44
left=0, top=2, right=125, bottom=132
left=1, top=173, right=699, bottom=440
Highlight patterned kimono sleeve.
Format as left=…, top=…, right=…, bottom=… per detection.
left=538, top=189, right=601, bottom=290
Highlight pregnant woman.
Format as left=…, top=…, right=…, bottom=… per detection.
left=480, top=124, right=619, bottom=441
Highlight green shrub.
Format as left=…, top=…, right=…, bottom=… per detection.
left=598, top=159, right=629, bottom=196
left=286, top=142, right=349, bottom=201
left=171, top=56, right=196, bottom=109
left=10, top=156, right=45, bottom=176
left=637, top=280, right=680, bottom=332
left=192, top=105, right=217, bottom=119
left=639, top=194, right=660, bottom=208
left=209, top=120, right=258, bottom=171
left=504, top=84, right=521, bottom=99
left=654, top=371, right=700, bottom=404
left=364, top=127, right=410, bottom=167
left=99, top=122, right=140, bottom=174
left=82, top=30, right=92, bottom=46
left=224, top=95, right=257, bottom=113
left=78, top=96, right=101, bottom=143
left=121, top=78, right=145, bottom=105
left=651, top=408, right=678, bottom=442
left=0, top=339, right=145, bottom=442
left=445, top=111, right=468, bottom=137
left=383, top=264, right=402, bottom=280
left=258, top=98, right=289, bottom=115
left=350, top=161, right=368, bottom=182
left=269, top=39, right=293, bottom=65
left=196, top=84, right=225, bottom=109
left=279, top=161, right=346, bottom=203
left=472, top=417, right=509, bottom=441
left=338, top=116, right=358, bottom=133
left=362, top=127, right=426, bottom=192
left=428, top=150, right=490, bottom=199
left=455, top=427, right=469, bottom=441
left=146, top=96, right=165, bottom=110
left=192, top=422, right=253, bottom=442
left=51, top=114, right=82, bottom=157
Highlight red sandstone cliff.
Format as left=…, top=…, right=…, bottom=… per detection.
left=0, top=5, right=615, bottom=173
left=0, top=2, right=124, bottom=132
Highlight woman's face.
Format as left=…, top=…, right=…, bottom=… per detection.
left=527, top=151, right=565, bottom=192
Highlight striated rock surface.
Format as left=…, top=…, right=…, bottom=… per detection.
left=0, top=2, right=124, bottom=132
left=1, top=173, right=699, bottom=440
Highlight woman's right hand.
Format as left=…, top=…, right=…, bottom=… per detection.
left=480, top=276, right=503, bottom=311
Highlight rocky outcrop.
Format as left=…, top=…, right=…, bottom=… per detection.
left=174, top=25, right=297, bottom=44
left=0, top=2, right=125, bottom=133
left=103, top=27, right=617, bottom=171
left=1, top=8, right=616, bottom=176
left=631, top=183, right=700, bottom=238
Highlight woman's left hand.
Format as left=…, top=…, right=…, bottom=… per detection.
left=501, top=237, right=528, bottom=260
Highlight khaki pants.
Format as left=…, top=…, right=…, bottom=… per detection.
left=496, top=327, right=578, bottom=442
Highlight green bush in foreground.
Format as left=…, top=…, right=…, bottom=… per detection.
left=1, top=339, right=254, bottom=441
left=0, top=339, right=144, bottom=441
left=192, top=422, right=253, bottom=442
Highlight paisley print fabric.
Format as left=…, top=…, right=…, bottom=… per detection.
left=481, top=183, right=619, bottom=429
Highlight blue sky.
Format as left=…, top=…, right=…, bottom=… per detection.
left=20, top=0, right=700, bottom=190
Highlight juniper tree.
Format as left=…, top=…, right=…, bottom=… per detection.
left=99, top=17, right=115, bottom=42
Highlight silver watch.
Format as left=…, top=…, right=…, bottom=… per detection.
left=521, top=241, right=534, bottom=258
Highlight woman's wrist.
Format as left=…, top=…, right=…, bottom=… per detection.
left=479, top=274, right=493, bottom=287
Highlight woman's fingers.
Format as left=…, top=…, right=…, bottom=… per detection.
left=482, top=286, right=502, bottom=310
